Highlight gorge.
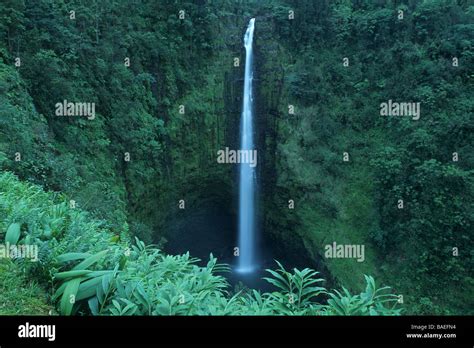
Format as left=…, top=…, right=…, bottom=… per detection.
left=0, top=0, right=472, bottom=316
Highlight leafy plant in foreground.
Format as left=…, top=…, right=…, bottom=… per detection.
left=264, top=261, right=326, bottom=315
left=53, top=250, right=117, bottom=315
left=325, top=275, right=402, bottom=316
left=0, top=172, right=403, bottom=316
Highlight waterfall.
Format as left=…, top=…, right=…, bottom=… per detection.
left=237, top=18, right=256, bottom=273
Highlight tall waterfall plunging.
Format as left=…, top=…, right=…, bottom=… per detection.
left=237, top=18, right=256, bottom=274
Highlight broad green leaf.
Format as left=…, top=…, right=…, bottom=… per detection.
left=88, top=297, right=99, bottom=315
left=76, top=275, right=105, bottom=301
left=73, top=250, right=108, bottom=271
left=5, top=223, right=21, bottom=245
left=52, top=282, right=68, bottom=301
left=60, top=278, right=82, bottom=315
left=55, top=270, right=92, bottom=279
left=57, top=252, right=91, bottom=263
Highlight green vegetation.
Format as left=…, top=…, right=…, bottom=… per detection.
left=256, top=0, right=473, bottom=314
left=0, top=0, right=472, bottom=315
left=0, top=171, right=400, bottom=315
left=0, top=259, right=53, bottom=315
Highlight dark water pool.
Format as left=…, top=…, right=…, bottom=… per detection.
left=162, top=204, right=333, bottom=293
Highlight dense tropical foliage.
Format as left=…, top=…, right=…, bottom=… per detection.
left=0, top=172, right=401, bottom=315
left=0, top=0, right=472, bottom=315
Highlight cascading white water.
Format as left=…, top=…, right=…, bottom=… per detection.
left=237, top=18, right=256, bottom=273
